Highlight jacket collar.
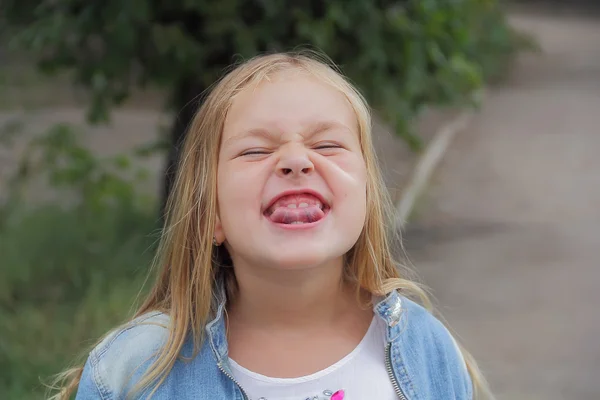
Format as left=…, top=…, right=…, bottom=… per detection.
left=373, top=289, right=406, bottom=342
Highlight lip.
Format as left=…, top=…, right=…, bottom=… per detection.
left=263, top=188, right=330, bottom=214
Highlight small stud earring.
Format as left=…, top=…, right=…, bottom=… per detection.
left=212, top=236, right=219, bottom=246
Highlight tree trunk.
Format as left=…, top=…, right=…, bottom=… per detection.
left=160, top=80, right=207, bottom=220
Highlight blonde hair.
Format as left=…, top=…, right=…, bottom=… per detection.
left=49, top=51, right=492, bottom=399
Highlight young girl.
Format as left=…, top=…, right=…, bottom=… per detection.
left=52, top=52, right=492, bottom=400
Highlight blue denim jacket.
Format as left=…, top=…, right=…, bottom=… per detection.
left=76, top=289, right=472, bottom=399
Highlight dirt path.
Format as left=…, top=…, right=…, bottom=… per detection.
left=404, top=13, right=600, bottom=399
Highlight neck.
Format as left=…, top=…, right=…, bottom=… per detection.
left=227, top=258, right=359, bottom=329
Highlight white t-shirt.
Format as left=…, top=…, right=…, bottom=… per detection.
left=229, top=316, right=398, bottom=400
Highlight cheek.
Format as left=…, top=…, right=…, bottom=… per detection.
left=217, top=163, right=265, bottom=222
left=314, top=153, right=368, bottom=225
left=217, top=164, right=243, bottom=222
left=345, top=158, right=368, bottom=218
left=330, top=153, right=368, bottom=196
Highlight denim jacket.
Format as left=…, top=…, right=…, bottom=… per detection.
left=76, top=289, right=473, bottom=400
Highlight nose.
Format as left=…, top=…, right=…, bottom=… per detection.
left=276, top=147, right=314, bottom=178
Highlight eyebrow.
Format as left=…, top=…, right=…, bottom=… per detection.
left=224, top=120, right=352, bottom=146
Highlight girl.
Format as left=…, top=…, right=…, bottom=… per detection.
left=52, top=52, right=492, bottom=400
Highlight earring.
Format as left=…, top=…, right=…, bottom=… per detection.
left=212, top=236, right=220, bottom=246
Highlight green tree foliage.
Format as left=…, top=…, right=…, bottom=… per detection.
left=3, top=0, right=528, bottom=206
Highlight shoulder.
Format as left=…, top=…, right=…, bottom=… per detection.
left=76, top=312, right=171, bottom=400
left=399, top=297, right=464, bottom=353
left=395, top=296, right=473, bottom=399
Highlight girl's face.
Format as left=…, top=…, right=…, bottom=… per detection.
left=216, top=69, right=367, bottom=270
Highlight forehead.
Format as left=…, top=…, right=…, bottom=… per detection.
left=223, top=69, right=357, bottom=136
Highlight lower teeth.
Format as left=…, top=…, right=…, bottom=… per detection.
left=290, top=221, right=305, bottom=224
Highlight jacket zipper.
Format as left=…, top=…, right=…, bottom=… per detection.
left=217, top=361, right=250, bottom=400
left=385, top=342, right=408, bottom=400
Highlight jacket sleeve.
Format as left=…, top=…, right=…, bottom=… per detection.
left=76, top=352, right=107, bottom=400
left=74, top=312, right=169, bottom=400
left=397, top=297, right=474, bottom=399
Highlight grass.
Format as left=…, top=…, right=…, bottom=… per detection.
left=0, top=200, right=159, bottom=400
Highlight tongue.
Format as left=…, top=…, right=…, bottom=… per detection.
left=269, top=206, right=325, bottom=224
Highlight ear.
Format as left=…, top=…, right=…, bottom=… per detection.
left=213, top=214, right=226, bottom=245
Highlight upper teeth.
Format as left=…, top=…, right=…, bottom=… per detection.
left=286, top=202, right=322, bottom=209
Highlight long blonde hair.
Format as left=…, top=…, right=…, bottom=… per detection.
left=49, top=51, right=492, bottom=399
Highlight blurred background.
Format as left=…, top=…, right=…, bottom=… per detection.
left=0, top=1, right=598, bottom=399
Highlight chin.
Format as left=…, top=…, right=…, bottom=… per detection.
left=263, top=247, right=339, bottom=270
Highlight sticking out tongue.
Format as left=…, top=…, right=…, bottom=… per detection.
left=266, top=194, right=326, bottom=224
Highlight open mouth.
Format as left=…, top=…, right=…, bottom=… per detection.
left=264, top=191, right=330, bottom=226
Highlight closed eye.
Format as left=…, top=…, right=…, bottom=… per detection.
left=314, top=143, right=343, bottom=150
left=240, top=149, right=271, bottom=156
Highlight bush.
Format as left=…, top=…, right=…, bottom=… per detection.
left=0, top=126, right=159, bottom=399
